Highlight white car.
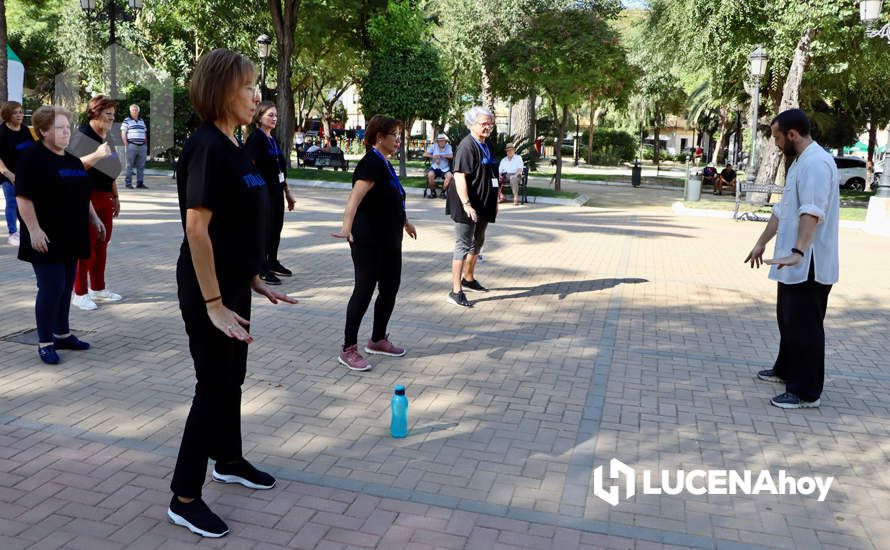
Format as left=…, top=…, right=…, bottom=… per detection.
left=833, top=156, right=867, bottom=191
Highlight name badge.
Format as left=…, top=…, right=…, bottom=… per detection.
left=492, top=178, right=499, bottom=188
left=278, top=172, right=286, bottom=183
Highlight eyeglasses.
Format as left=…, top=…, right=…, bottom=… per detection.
left=101, top=111, right=115, bottom=118
left=388, top=132, right=400, bottom=138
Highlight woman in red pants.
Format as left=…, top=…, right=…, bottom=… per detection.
left=68, top=95, right=123, bottom=311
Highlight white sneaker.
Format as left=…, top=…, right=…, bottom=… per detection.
left=7, top=233, right=19, bottom=246
left=71, top=293, right=98, bottom=311
left=89, top=289, right=122, bottom=301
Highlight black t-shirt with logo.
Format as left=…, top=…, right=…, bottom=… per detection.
left=0, top=123, right=37, bottom=183
left=67, top=123, right=122, bottom=193
left=446, top=134, right=498, bottom=224
left=176, top=123, right=270, bottom=280
left=15, top=142, right=92, bottom=263
left=720, top=168, right=736, bottom=181
left=245, top=129, right=287, bottom=194
left=351, top=149, right=406, bottom=248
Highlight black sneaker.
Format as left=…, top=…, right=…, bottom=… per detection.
left=125, top=184, right=133, bottom=189
left=770, top=392, right=820, bottom=409
left=136, top=183, right=148, bottom=189
left=259, top=272, right=282, bottom=285
left=461, top=278, right=488, bottom=292
left=428, top=190, right=437, bottom=198
left=757, top=369, right=784, bottom=383
left=167, top=496, right=229, bottom=538
left=212, top=458, right=276, bottom=489
left=447, top=290, right=473, bottom=308
left=53, top=334, right=90, bottom=350
left=268, top=262, right=293, bottom=277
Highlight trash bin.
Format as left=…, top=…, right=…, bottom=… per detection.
left=685, top=176, right=702, bottom=201
left=631, top=161, right=642, bottom=187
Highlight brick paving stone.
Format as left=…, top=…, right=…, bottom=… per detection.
left=1, top=180, right=889, bottom=548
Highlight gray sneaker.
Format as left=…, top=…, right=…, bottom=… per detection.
left=770, top=392, right=820, bottom=409
left=757, top=369, right=784, bottom=383
left=447, top=290, right=472, bottom=308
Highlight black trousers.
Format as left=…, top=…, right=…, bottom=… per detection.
left=772, top=261, right=832, bottom=402
left=171, top=256, right=252, bottom=498
left=266, top=185, right=285, bottom=267
left=31, top=259, right=77, bottom=343
left=344, top=244, right=402, bottom=347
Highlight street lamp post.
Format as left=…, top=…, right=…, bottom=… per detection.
left=256, top=34, right=272, bottom=100
left=80, top=0, right=143, bottom=98
left=738, top=45, right=768, bottom=206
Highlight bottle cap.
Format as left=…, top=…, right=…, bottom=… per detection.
left=394, top=384, right=405, bottom=396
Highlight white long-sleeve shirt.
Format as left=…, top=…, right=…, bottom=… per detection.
left=769, top=141, right=840, bottom=285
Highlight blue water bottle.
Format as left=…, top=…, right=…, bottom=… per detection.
left=391, top=385, right=408, bottom=438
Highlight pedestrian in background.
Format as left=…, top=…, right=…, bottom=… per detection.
left=121, top=104, right=148, bottom=189
left=0, top=100, right=37, bottom=246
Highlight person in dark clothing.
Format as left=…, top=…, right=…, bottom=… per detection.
left=245, top=101, right=296, bottom=285
left=332, top=114, right=416, bottom=372
left=68, top=95, right=124, bottom=310
left=701, top=164, right=717, bottom=189
left=445, top=106, right=499, bottom=308
left=167, top=48, right=297, bottom=539
left=15, top=106, right=107, bottom=365
left=716, top=163, right=737, bottom=195
left=0, top=100, right=37, bottom=246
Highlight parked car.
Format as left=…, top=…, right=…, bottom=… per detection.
left=873, top=155, right=884, bottom=191
left=833, top=156, right=867, bottom=191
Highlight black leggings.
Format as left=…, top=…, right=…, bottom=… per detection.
left=266, top=186, right=285, bottom=267
left=32, top=259, right=77, bottom=343
left=171, top=256, right=252, bottom=498
left=344, top=244, right=402, bottom=347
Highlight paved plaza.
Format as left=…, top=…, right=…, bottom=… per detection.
left=2, top=175, right=890, bottom=549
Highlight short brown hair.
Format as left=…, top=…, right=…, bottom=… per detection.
left=189, top=48, right=257, bottom=123
left=0, top=101, right=23, bottom=123
left=85, top=95, right=119, bottom=120
left=31, top=106, right=74, bottom=141
left=364, top=115, right=402, bottom=149
left=252, top=100, right=276, bottom=125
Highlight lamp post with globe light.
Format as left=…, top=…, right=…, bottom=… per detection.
left=80, top=0, right=143, bottom=98
left=256, top=34, right=273, bottom=100
left=737, top=45, right=768, bottom=208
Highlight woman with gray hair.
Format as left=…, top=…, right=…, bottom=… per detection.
left=445, top=106, right=499, bottom=308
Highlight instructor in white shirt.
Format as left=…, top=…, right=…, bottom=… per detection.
left=744, top=108, right=839, bottom=410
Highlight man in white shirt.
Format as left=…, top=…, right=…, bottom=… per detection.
left=498, top=142, right=524, bottom=205
left=423, top=133, right=453, bottom=198
left=744, top=109, right=839, bottom=410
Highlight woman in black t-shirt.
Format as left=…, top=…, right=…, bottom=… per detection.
left=68, top=95, right=124, bottom=310
left=0, top=100, right=37, bottom=246
left=167, top=49, right=296, bottom=539
left=245, top=101, right=296, bottom=285
left=332, top=115, right=417, bottom=372
left=15, top=106, right=107, bottom=365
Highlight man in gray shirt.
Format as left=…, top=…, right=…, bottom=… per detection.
left=121, top=104, right=148, bottom=189
left=744, top=108, right=840, bottom=410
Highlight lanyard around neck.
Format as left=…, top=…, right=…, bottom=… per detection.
left=372, top=147, right=406, bottom=210
left=472, top=137, right=491, bottom=164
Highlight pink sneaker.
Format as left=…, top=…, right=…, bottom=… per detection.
left=364, top=335, right=406, bottom=357
left=338, top=344, right=372, bottom=371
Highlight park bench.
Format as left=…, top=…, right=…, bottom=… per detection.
left=422, top=158, right=447, bottom=198
left=298, top=149, right=350, bottom=171
left=733, top=181, right=784, bottom=221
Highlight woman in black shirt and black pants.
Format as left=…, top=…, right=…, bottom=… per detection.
left=167, top=49, right=296, bottom=539
left=332, top=115, right=416, bottom=372
left=245, top=100, right=296, bottom=285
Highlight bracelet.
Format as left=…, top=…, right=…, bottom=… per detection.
left=463, top=200, right=471, bottom=206
left=791, top=247, right=804, bottom=257
left=204, top=295, right=221, bottom=304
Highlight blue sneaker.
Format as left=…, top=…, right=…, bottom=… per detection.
left=38, top=345, right=60, bottom=364
left=53, top=335, right=90, bottom=350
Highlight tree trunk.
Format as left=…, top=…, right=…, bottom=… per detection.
left=0, top=0, right=8, bottom=103
left=753, top=28, right=814, bottom=191
left=479, top=52, right=495, bottom=113
left=714, top=108, right=730, bottom=165
left=553, top=105, right=569, bottom=192
left=513, top=94, right=535, bottom=147
left=653, top=111, right=661, bottom=165
left=867, top=121, right=877, bottom=186
left=269, top=0, right=303, bottom=168
left=398, top=119, right=413, bottom=178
